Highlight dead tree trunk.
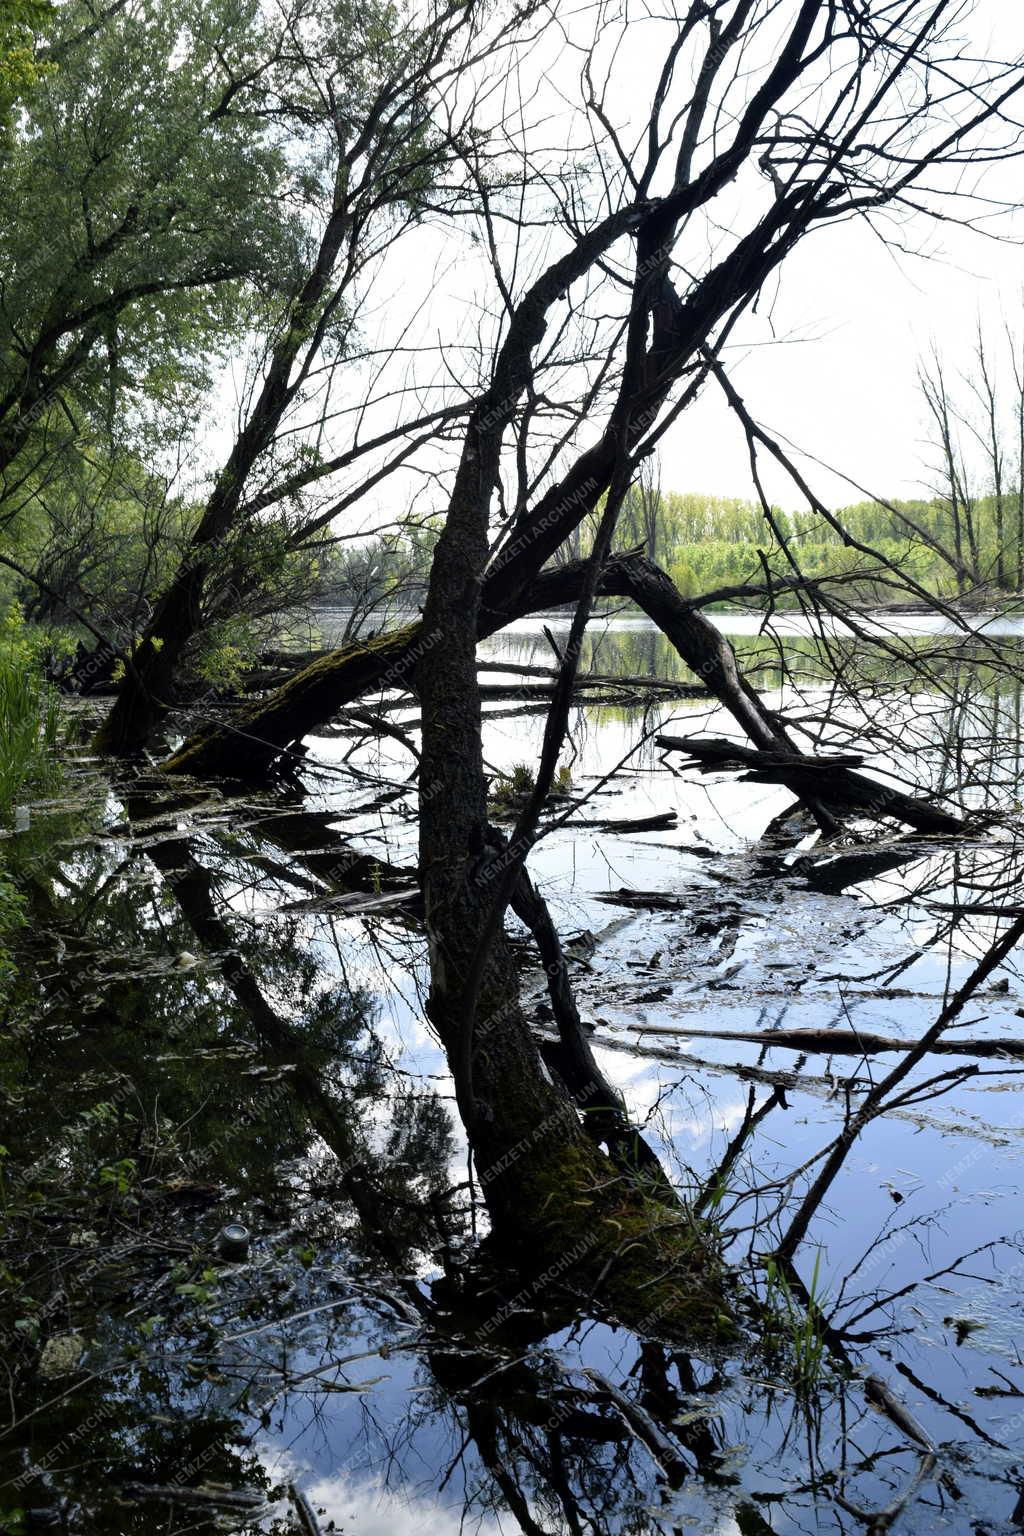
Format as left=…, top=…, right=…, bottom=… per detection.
left=655, top=735, right=967, bottom=835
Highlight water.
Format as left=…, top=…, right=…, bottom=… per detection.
left=3, top=611, right=1024, bottom=1533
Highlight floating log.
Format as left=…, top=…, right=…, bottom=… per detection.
left=565, top=810, right=679, bottom=833
left=280, top=886, right=418, bottom=916
left=655, top=734, right=967, bottom=835
left=161, top=553, right=810, bottom=783
left=476, top=660, right=710, bottom=695
left=602, top=1022, right=1024, bottom=1060
left=120, top=1484, right=265, bottom=1510
left=593, top=887, right=691, bottom=909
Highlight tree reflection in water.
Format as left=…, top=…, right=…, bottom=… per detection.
left=3, top=699, right=1024, bottom=1532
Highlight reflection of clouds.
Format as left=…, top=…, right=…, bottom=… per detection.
left=592, top=1044, right=749, bottom=1146
left=669, top=1096, right=750, bottom=1144
left=307, top=1472, right=509, bottom=1536
left=262, top=1446, right=509, bottom=1536
left=276, top=1457, right=748, bottom=1536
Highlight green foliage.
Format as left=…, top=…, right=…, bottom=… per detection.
left=639, top=488, right=1024, bottom=604
left=0, top=0, right=307, bottom=499
left=96, top=1157, right=138, bottom=1198
left=0, top=874, right=27, bottom=1000
left=332, top=484, right=1024, bottom=625
left=0, top=0, right=54, bottom=139
left=193, top=624, right=252, bottom=693
left=318, top=517, right=439, bottom=627
left=490, top=762, right=537, bottom=811
left=1, top=0, right=472, bottom=694
left=490, top=760, right=573, bottom=814
left=0, top=605, right=60, bottom=1001
left=763, top=1250, right=831, bottom=1395
left=0, top=606, right=59, bottom=816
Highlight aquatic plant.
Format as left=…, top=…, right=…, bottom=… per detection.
left=490, top=761, right=537, bottom=810
left=764, top=1249, right=831, bottom=1396
left=491, top=760, right=573, bottom=813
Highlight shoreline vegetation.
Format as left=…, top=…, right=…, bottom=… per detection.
left=7, top=488, right=1024, bottom=673
left=304, top=486, right=1024, bottom=622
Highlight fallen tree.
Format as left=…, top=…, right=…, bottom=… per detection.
left=163, top=549, right=962, bottom=835
left=655, top=735, right=967, bottom=835
left=137, top=0, right=1024, bottom=1364
left=165, top=552, right=793, bottom=773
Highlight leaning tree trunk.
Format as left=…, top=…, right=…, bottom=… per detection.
left=161, top=551, right=964, bottom=834
left=394, top=354, right=733, bottom=1334
left=164, top=552, right=790, bottom=778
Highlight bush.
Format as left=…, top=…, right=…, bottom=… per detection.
left=0, top=871, right=27, bottom=998
left=0, top=605, right=59, bottom=816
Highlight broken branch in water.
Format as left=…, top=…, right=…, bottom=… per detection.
left=835, top=1448, right=937, bottom=1534
left=656, top=734, right=967, bottom=835
left=582, top=1368, right=688, bottom=1482
left=288, top=1482, right=324, bottom=1536
left=774, top=913, right=1024, bottom=1265
left=560, top=810, right=678, bottom=833
left=607, top=1022, right=1024, bottom=1060
left=120, top=1483, right=266, bottom=1511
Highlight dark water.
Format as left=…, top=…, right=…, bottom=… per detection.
left=4, top=612, right=1024, bottom=1534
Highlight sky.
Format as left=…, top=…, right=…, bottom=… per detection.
left=210, top=0, right=1024, bottom=524
left=586, top=0, right=1024, bottom=509
left=539, top=0, right=1024, bottom=509
left=656, top=206, right=1024, bottom=507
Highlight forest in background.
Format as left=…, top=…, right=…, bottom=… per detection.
left=318, top=479, right=1024, bottom=618
left=7, top=472, right=1024, bottom=671
left=6, top=377, right=1024, bottom=664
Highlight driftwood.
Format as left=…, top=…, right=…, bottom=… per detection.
left=162, top=550, right=968, bottom=848
left=288, top=1482, right=324, bottom=1536
left=281, top=887, right=418, bottom=916
left=604, top=1022, right=1024, bottom=1060
left=593, top=887, right=690, bottom=909
left=582, top=1369, right=687, bottom=1480
left=242, top=667, right=709, bottom=704
left=476, top=659, right=705, bottom=692
left=564, top=810, right=678, bottom=833
left=121, top=1483, right=265, bottom=1510
left=656, top=734, right=966, bottom=836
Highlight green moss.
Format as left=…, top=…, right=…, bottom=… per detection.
left=498, top=1137, right=735, bottom=1345
left=163, top=622, right=424, bottom=774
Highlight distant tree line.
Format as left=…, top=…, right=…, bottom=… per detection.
left=314, top=483, right=1024, bottom=616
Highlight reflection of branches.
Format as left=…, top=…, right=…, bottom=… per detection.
left=776, top=913, right=1024, bottom=1265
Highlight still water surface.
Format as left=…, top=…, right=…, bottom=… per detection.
left=3, top=609, right=1024, bottom=1534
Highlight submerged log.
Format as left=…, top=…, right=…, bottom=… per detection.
left=167, top=549, right=960, bottom=841
left=565, top=810, right=679, bottom=833
left=656, top=734, right=967, bottom=835
left=166, top=620, right=424, bottom=777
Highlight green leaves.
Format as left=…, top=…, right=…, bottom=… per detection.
left=0, top=0, right=55, bottom=136
left=0, top=605, right=59, bottom=820
left=0, top=0, right=305, bottom=466
left=96, top=1156, right=138, bottom=1197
